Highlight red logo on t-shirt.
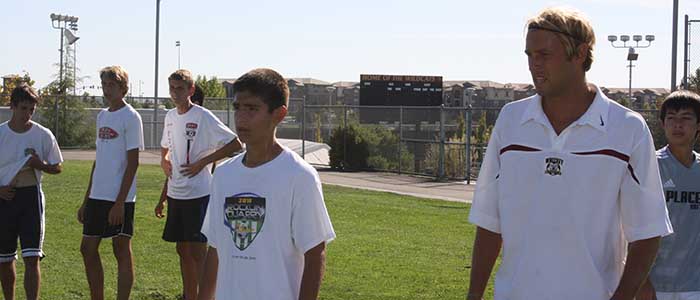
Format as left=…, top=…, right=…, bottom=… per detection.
left=99, top=127, right=119, bottom=139
left=185, top=122, right=198, bottom=138
left=186, top=123, right=198, bottom=129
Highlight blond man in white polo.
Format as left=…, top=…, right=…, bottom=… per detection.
left=466, top=7, right=672, bottom=300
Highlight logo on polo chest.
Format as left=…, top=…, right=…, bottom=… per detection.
left=545, top=157, right=563, bottom=176
left=224, top=194, right=266, bottom=251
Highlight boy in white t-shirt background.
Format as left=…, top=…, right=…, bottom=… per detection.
left=155, top=69, right=242, bottom=300
left=0, top=84, right=63, bottom=300
left=77, top=66, right=144, bottom=300
left=199, top=68, right=335, bottom=300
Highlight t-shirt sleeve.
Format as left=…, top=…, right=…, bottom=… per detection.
left=291, top=169, right=335, bottom=253
left=160, top=112, right=170, bottom=149
left=202, top=176, right=220, bottom=248
left=204, top=111, right=236, bottom=151
left=620, top=123, right=673, bottom=242
left=468, top=115, right=503, bottom=233
left=43, top=130, right=63, bottom=165
left=126, top=111, right=145, bottom=151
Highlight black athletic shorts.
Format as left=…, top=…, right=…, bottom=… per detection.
left=82, top=199, right=135, bottom=239
left=162, top=195, right=209, bottom=243
left=0, top=186, right=44, bottom=262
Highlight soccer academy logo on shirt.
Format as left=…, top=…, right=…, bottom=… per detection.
left=224, top=193, right=266, bottom=251
left=185, top=122, right=198, bottom=139
left=545, top=157, right=563, bottom=176
left=98, top=127, right=119, bottom=139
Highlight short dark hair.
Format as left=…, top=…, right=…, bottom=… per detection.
left=10, top=83, right=41, bottom=107
left=232, top=68, right=289, bottom=113
left=191, top=84, right=204, bottom=106
left=168, top=69, right=194, bottom=87
left=660, top=90, right=700, bottom=122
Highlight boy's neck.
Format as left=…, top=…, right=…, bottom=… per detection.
left=668, top=143, right=695, bottom=168
left=8, top=117, right=32, bottom=133
left=108, top=99, right=127, bottom=112
left=243, top=138, right=282, bottom=168
left=176, top=100, right=193, bottom=115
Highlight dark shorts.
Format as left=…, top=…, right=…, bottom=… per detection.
left=82, top=199, right=135, bottom=239
left=0, top=186, right=44, bottom=262
left=162, top=195, right=209, bottom=243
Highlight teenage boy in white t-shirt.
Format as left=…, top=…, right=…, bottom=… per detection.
left=155, top=69, right=242, bottom=300
left=0, top=84, right=63, bottom=300
left=199, top=68, right=335, bottom=300
left=77, top=66, right=144, bottom=300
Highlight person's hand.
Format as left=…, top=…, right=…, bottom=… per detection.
left=27, top=153, right=44, bottom=170
left=108, top=202, right=125, bottom=226
left=77, top=203, right=86, bottom=224
left=636, top=280, right=657, bottom=300
left=180, top=160, right=205, bottom=178
left=161, top=158, right=173, bottom=178
left=0, top=185, right=16, bottom=201
left=155, top=201, right=166, bottom=218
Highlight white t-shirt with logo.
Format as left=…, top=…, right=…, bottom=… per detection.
left=90, top=104, right=144, bottom=203
left=201, top=146, right=336, bottom=300
left=161, top=105, right=236, bottom=199
left=0, top=121, right=63, bottom=186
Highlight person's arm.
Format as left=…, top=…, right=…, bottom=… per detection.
left=78, top=161, right=96, bottom=224
left=161, top=147, right=172, bottom=178
left=466, top=227, right=502, bottom=300
left=108, top=148, right=139, bottom=226
left=154, top=178, right=168, bottom=218
left=298, top=242, right=326, bottom=300
left=610, top=237, right=661, bottom=300
left=197, top=246, right=219, bottom=300
left=27, top=153, right=62, bottom=174
left=636, top=277, right=657, bottom=300
left=180, top=138, right=243, bottom=178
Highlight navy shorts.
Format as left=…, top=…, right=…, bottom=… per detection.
left=82, top=199, right=135, bottom=239
left=0, top=186, right=44, bottom=262
left=162, top=195, right=209, bottom=243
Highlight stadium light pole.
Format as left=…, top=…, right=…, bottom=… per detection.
left=153, top=0, right=161, bottom=148
left=50, top=13, right=79, bottom=135
left=608, top=34, right=654, bottom=107
left=176, top=40, right=181, bottom=69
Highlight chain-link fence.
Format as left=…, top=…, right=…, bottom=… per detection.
left=0, top=95, right=685, bottom=182
left=684, top=15, right=700, bottom=88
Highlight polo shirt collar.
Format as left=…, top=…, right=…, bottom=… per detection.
left=520, top=84, right=610, bottom=133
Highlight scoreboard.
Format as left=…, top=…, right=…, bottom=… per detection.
left=359, top=74, right=443, bottom=106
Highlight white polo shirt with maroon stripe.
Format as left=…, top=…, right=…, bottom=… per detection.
left=468, top=84, right=673, bottom=300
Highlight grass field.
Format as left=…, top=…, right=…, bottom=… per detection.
left=8, top=160, right=494, bottom=300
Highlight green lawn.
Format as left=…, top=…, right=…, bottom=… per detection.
left=9, top=160, right=493, bottom=300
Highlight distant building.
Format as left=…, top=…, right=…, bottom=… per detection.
left=601, top=87, right=669, bottom=109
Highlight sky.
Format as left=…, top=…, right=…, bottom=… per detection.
left=1, top=0, right=699, bottom=97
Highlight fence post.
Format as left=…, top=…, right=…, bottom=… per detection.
left=226, top=97, right=231, bottom=127
left=465, top=105, right=473, bottom=184
left=439, top=104, right=445, bottom=180
left=302, top=96, right=306, bottom=159
left=398, top=106, right=403, bottom=174
left=343, top=105, right=347, bottom=168
left=152, top=97, right=158, bottom=149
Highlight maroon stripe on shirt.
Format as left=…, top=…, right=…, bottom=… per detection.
left=499, top=144, right=542, bottom=155
left=572, top=149, right=640, bottom=185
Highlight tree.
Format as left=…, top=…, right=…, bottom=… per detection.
left=195, top=75, right=227, bottom=110
left=689, top=67, right=700, bottom=94
left=1, top=72, right=35, bottom=105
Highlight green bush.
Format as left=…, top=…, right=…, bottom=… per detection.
left=329, top=123, right=413, bottom=171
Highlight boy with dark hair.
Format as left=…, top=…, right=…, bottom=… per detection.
left=191, top=84, right=204, bottom=106
left=78, top=66, right=144, bottom=300
left=639, top=90, right=700, bottom=300
left=0, top=84, right=63, bottom=300
left=156, top=69, right=242, bottom=300
left=199, top=68, right=335, bottom=300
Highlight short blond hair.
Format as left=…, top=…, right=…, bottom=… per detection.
left=526, top=7, right=596, bottom=71
left=100, top=66, right=129, bottom=93
left=168, top=69, right=194, bottom=87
